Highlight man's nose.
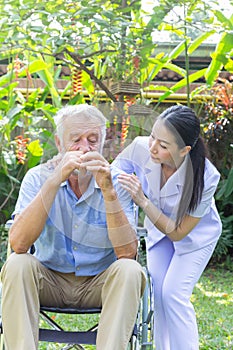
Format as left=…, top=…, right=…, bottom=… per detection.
left=76, top=139, right=91, bottom=153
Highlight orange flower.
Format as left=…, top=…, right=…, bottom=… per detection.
left=14, top=55, right=21, bottom=79
left=133, top=56, right=140, bottom=70
left=14, top=135, right=30, bottom=164
left=120, top=116, right=130, bottom=149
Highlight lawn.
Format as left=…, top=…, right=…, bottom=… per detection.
left=38, top=260, right=233, bottom=350
left=192, top=262, right=233, bottom=350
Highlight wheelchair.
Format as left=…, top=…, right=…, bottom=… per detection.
left=0, top=221, right=154, bottom=350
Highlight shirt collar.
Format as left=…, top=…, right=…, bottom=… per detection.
left=61, top=176, right=100, bottom=202
left=144, top=155, right=188, bottom=197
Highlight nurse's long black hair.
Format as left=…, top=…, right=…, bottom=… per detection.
left=159, top=105, right=209, bottom=225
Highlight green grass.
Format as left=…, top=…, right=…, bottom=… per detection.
left=39, top=262, right=233, bottom=350
left=39, top=313, right=98, bottom=350
left=192, top=263, right=233, bottom=350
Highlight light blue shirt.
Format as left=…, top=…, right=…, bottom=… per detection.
left=13, top=164, right=136, bottom=275
left=113, top=136, right=222, bottom=254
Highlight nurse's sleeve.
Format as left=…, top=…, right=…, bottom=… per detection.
left=112, top=137, right=138, bottom=174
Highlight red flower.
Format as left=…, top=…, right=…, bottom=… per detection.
left=71, top=67, right=83, bottom=96
left=14, top=135, right=30, bottom=164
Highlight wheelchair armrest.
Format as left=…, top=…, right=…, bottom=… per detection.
left=136, top=227, right=148, bottom=239
left=4, top=219, right=14, bottom=230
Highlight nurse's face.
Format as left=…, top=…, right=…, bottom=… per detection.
left=149, top=119, right=187, bottom=169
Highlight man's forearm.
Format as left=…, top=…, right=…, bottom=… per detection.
left=103, top=189, right=138, bottom=259
left=10, top=176, right=60, bottom=253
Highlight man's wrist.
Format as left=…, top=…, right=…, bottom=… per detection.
left=102, top=189, right=124, bottom=214
left=46, top=173, right=61, bottom=191
left=102, top=188, right=118, bottom=201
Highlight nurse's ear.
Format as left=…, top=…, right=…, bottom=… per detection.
left=179, top=145, right=191, bottom=157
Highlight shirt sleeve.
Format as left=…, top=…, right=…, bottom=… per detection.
left=112, top=137, right=138, bottom=174
left=113, top=136, right=152, bottom=177
left=12, top=166, right=42, bottom=218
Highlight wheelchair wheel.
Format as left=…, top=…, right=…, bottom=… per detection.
left=138, top=267, right=154, bottom=349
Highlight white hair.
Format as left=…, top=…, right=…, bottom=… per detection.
left=54, top=104, right=107, bottom=152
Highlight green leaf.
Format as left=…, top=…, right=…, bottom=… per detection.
left=28, top=60, right=48, bottom=74
left=224, top=168, right=233, bottom=198
left=144, top=84, right=171, bottom=92
left=158, top=23, right=184, bottom=37
left=206, top=32, right=233, bottom=85
left=213, top=10, right=233, bottom=29
left=157, top=68, right=207, bottom=103
left=188, top=31, right=216, bottom=55
left=82, top=71, right=95, bottom=95
left=0, top=71, right=16, bottom=87
left=37, top=69, right=53, bottom=88
left=7, top=105, right=24, bottom=119
left=27, top=139, right=43, bottom=157
left=164, top=63, right=186, bottom=77
left=225, top=58, right=233, bottom=73
left=168, top=40, right=187, bottom=60
left=37, top=69, right=61, bottom=108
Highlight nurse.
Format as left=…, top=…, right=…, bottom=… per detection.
left=113, top=104, right=222, bottom=350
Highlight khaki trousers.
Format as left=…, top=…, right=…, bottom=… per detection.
left=1, top=253, right=146, bottom=350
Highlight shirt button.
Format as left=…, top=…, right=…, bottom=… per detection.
left=74, top=224, right=78, bottom=229
left=76, top=267, right=80, bottom=271
left=73, top=246, right=78, bottom=251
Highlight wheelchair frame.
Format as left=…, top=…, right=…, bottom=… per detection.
left=0, top=222, right=154, bottom=350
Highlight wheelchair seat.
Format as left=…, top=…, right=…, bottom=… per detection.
left=39, top=306, right=101, bottom=345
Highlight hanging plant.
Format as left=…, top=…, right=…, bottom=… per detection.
left=71, top=67, right=83, bottom=97
left=14, top=135, right=30, bottom=165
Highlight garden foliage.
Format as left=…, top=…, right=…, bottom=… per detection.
left=0, top=0, right=232, bottom=266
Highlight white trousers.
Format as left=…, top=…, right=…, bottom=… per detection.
left=147, top=236, right=217, bottom=350
left=1, top=253, right=146, bottom=350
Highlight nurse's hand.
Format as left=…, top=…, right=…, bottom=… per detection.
left=117, top=173, right=147, bottom=207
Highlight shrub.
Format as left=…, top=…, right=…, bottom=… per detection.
left=201, top=78, right=233, bottom=261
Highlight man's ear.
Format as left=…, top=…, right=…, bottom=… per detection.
left=180, top=145, right=191, bottom=157
left=55, top=134, right=62, bottom=153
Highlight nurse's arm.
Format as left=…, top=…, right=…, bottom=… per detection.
left=142, top=198, right=200, bottom=241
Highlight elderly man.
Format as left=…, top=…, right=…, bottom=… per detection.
left=1, top=104, right=146, bottom=350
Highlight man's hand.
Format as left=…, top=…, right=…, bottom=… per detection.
left=47, top=151, right=113, bottom=190
left=80, top=151, right=113, bottom=192
left=48, top=151, right=86, bottom=184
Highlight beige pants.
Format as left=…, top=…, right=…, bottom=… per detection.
left=1, top=253, right=146, bottom=350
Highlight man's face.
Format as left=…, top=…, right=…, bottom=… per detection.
left=58, top=116, right=102, bottom=154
